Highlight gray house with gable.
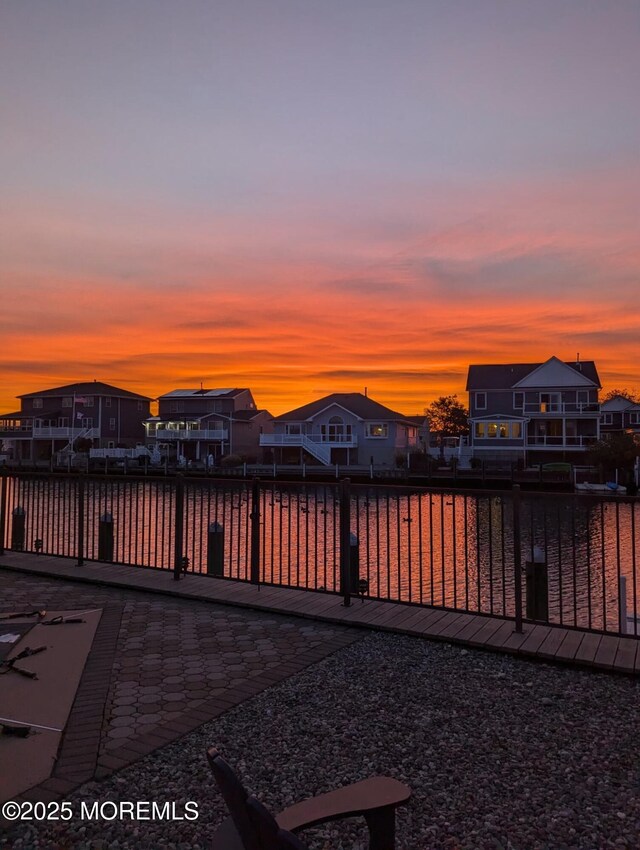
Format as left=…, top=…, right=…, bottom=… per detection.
left=466, top=356, right=601, bottom=464
left=260, top=392, right=420, bottom=466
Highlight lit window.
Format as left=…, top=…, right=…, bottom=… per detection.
left=475, top=422, right=486, bottom=438
left=487, top=423, right=497, bottom=438
left=366, top=423, right=388, bottom=438
left=499, top=423, right=509, bottom=438
left=512, top=422, right=522, bottom=438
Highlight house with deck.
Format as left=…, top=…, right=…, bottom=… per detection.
left=466, top=357, right=601, bottom=465
left=260, top=392, right=420, bottom=467
left=0, top=381, right=152, bottom=462
left=600, top=395, right=640, bottom=439
left=144, top=388, right=273, bottom=463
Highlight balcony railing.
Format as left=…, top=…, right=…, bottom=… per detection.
left=260, top=433, right=359, bottom=447
left=32, top=427, right=99, bottom=439
left=526, top=435, right=598, bottom=447
left=521, top=402, right=600, bottom=415
left=153, top=429, right=228, bottom=441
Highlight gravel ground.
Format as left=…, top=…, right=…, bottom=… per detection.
left=4, top=632, right=640, bottom=850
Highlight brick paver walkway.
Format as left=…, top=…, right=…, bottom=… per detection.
left=0, top=571, right=359, bottom=803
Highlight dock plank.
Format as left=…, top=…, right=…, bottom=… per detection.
left=574, top=633, right=602, bottom=666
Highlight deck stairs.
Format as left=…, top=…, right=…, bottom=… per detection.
left=457, top=444, right=474, bottom=470
left=301, top=436, right=331, bottom=465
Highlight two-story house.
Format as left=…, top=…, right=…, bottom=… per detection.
left=260, top=392, right=420, bottom=466
left=466, top=356, right=601, bottom=465
left=0, top=381, right=152, bottom=462
left=601, top=395, right=640, bottom=439
left=144, top=388, right=273, bottom=463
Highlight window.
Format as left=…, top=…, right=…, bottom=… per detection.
left=109, top=418, right=116, bottom=430
left=285, top=424, right=301, bottom=435
left=499, top=423, right=509, bottom=438
left=62, top=397, right=72, bottom=408
left=58, top=417, right=68, bottom=428
left=85, top=397, right=94, bottom=407
left=366, top=423, right=388, bottom=438
left=33, top=398, right=43, bottom=409
left=170, top=401, right=185, bottom=413
left=577, top=390, right=589, bottom=408
left=487, top=422, right=497, bottom=438
left=513, top=392, right=524, bottom=410
left=475, top=392, right=487, bottom=410
left=105, top=397, right=112, bottom=407
left=540, top=392, right=561, bottom=413
left=108, top=441, right=115, bottom=449
left=603, top=413, right=613, bottom=425
left=81, top=417, right=93, bottom=428
left=512, top=422, right=522, bottom=438
left=137, top=401, right=144, bottom=411
left=630, top=413, right=640, bottom=425
left=475, top=422, right=486, bottom=438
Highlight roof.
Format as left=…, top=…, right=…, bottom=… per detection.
left=275, top=393, right=414, bottom=424
left=466, top=358, right=600, bottom=391
left=158, top=388, right=246, bottom=399
left=404, top=415, right=429, bottom=427
left=229, top=409, right=271, bottom=421
left=19, top=381, right=152, bottom=401
left=601, top=396, right=636, bottom=411
left=0, top=410, right=27, bottom=420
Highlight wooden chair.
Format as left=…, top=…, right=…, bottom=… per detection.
left=207, top=747, right=411, bottom=850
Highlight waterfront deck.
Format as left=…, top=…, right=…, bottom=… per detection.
left=1, top=552, right=638, bottom=676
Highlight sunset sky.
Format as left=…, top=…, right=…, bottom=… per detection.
left=1, top=1, right=639, bottom=415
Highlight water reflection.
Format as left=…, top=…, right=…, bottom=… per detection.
left=4, top=477, right=639, bottom=633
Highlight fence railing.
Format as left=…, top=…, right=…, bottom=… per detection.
left=0, top=471, right=638, bottom=639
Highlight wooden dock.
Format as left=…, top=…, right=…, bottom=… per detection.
left=1, top=552, right=638, bottom=676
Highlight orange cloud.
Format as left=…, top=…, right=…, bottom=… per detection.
left=1, top=169, right=639, bottom=415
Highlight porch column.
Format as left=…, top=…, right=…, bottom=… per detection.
left=196, top=442, right=201, bottom=460
left=562, top=418, right=566, bottom=447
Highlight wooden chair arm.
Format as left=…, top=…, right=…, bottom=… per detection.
left=276, top=777, right=411, bottom=833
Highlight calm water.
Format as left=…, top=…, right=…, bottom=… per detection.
left=4, top=477, right=639, bottom=633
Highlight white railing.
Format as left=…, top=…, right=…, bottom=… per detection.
left=260, top=433, right=358, bottom=447
left=32, top=427, right=99, bottom=438
left=90, top=448, right=150, bottom=459
left=522, top=402, right=600, bottom=414
left=525, top=435, right=598, bottom=447
left=154, top=429, right=227, bottom=441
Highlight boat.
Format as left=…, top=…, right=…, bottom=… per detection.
left=575, top=482, right=627, bottom=494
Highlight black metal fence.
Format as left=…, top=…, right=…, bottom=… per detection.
left=1, top=472, right=638, bottom=638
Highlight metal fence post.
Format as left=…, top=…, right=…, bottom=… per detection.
left=0, top=472, right=6, bottom=555
left=339, top=477, right=352, bottom=606
left=98, top=512, right=114, bottom=562
left=512, top=484, right=523, bottom=633
left=173, top=475, right=184, bottom=581
left=77, top=474, right=85, bottom=566
left=250, top=477, right=260, bottom=585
